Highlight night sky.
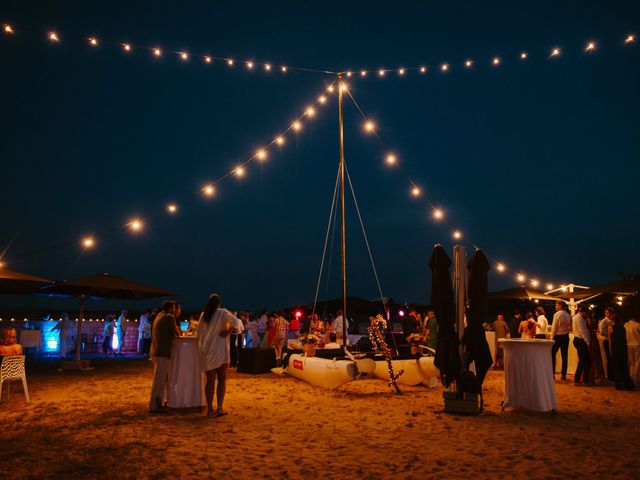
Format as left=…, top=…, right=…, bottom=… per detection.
left=1, top=1, right=639, bottom=311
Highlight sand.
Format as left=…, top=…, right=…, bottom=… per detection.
left=0, top=358, right=638, bottom=479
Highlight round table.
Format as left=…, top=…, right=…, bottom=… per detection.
left=499, top=339, right=558, bottom=412
left=168, top=336, right=206, bottom=408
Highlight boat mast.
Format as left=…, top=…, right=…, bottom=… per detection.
left=338, top=73, right=347, bottom=346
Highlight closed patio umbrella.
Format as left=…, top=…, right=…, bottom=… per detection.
left=428, top=244, right=460, bottom=387
left=463, top=249, right=493, bottom=385
left=42, top=273, right=174, bottom=365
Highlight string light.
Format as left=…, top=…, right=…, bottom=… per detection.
left=82, top=237, right=95, bottom=249
left=227, top=59, right=234, bottom=66
left=246, top=61, right=254, bottom=69
left=378, top=69, right=385, bottom=76
left=234, top=166, right=245, bottom=177
left=411, top=186, right=421, bottom=197
left=122, top=43, right=132, bottom=52
left=440, top=63, right=449, bottom=72
left=256, top=149, right=267, bottom=161
left=204, top=55, right=212, bottom=63
left=550, top=47, right=561, bottom=57
left=281, top=66, right=287, bottom=72
left=128, top=219, right=143, bottom=232
left=305, top=106, right=316, bottom=117
left=360, top=70, right=367, bottom=77
left=546, top=283, right=554, bottom=290
left=496, top=263, right=506, bottom=272
left=585, top=41, right=597, bottom=52
left=265, top=64, right=271, bottom=71
left=432, top=208, right=444, bottom=220
left=419, top=66, right=427, bottom=73
left=492, top=57, right=501, bottom=65
left=385, top=154, right=397, bottom=166
left=166, top=203, right=177, bottom=214
left=339, top=83, right=348, bottom=92
left=530, top=279, right=539, bottom=288
left=464, top=59, right=473, bottom=68
left=153, top=47, right=162, bottom=57
left=3, top=24, right=14, bottom=34
left=88, top=37, right=98, bottom=46
left=624, top=34, right=635, bottom=44
left=364, top=121, right=376, bottom=133
left=180, top=52, right=188, bottom=61
left=346, top=71, right=352, bottom=77
left=398, top=68, right=406, bottom=75
left=48, top=32, right=60, bottom=43
left=452, top=230, right=462, bottom=240
left=203, top=184, right=215, bottom=197
left=318, top=95, right=327, bottom=104
left=326, top=85, right=335, bottom=93
left=520, top=52, right=528, bottom=60
left=292, top=121, right=302, bottom=131
left=517, top=274, right=526, bottom=283
left=275, top=136, right=285, bottom=145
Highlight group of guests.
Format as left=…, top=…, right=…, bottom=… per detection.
left=148, top=294, right=241, bottom=417
left=490, top=302, right=640, bottom=390
left=401, top=309, right=439, bottom=349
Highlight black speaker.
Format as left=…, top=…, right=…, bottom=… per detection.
left=237, top=348, right=276, bottom=374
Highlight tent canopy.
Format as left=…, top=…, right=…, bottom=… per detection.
left=488, top=287, right=561, bottom=302
left=42, top=273, right=175, bottom=300
left=557, top=277, right=640, bottom=301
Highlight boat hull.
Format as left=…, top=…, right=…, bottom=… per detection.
left=284, top=353, right=358, bottom=389
left=373, top=357, right=439, bottom=386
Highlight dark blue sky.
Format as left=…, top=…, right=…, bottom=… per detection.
left=1, top=1, right=639, bottom=310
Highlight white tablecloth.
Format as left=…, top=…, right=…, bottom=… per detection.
left=499, top=339, right=558, bottom=412
left=168, top=337, right=206, bottom=408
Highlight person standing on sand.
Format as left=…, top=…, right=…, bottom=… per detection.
left=424, top=310, right=438, bottom=350
left=572, top=306, right=592, bottom=385
left=598, top=307, right=614, bottom=381
left=625, top=315, right=640, bottom=385
left=609, top=313, right=635, bottom=391
left=149, top=301, right=179, bottom=413
left=102, top=315, right=116, bottom=357
left=138, top=309, right=151, bottom=353
left=551, top=302, right=571, bottom=380
left=115, top=309, right=128, bottom=356
left=535, top=306, right=548, bottom=339
left=493, top=314, right=509, bottom=369
left=198, top=293, right=239, bottom=417
left=272, top=314, right=289, bottom=366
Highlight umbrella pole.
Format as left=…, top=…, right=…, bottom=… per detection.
left=338, top=73, right=347, bottom=347
left=75, top=294, right=86, bottom=362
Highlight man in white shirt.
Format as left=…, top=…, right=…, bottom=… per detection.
left=333, top=309, right=346, bottom=343
left=572, top=306, right=591, bottom=385
left=138, top=309, right=151, bottom=354
left=598, top=307, right=614, bottom=380
left=323, top=332, right=341, bottom=349
left=535, top=306, right=549, bottom=339
left=550, top=301, right=572, bottom=380
left=625, top=315, right=640, bottom=385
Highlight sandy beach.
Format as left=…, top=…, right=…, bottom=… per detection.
left=0, top=358, right=638, bottom=479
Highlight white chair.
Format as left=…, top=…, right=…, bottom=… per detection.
left=0, top=355, right=30, bottom=402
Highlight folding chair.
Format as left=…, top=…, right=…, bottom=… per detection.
left=0, top=355, right=30, bottom=402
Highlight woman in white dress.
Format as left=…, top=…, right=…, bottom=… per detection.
left=197, top=293, right=238, bottom=417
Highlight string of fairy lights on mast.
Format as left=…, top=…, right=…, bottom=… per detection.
left=1, top=22, right=637, bottom=291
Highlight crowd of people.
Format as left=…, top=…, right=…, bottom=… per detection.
left=488, top=301, right=640, bottom=391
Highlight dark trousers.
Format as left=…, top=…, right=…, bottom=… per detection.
left=552, top=334, right=569, bottom=378
left=573, top=337, right=591, bottom=384
left=143, top=338, right=152, bottom=356
left=602, top=339, right=613, bottom=380
left=230, top=334, right=240, bottom=367
left=611, top=352, right=635, bottom=391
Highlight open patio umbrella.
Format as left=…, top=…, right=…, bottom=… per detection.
left=557, top=276, right=640, bottom=301
left=0, top=267, right=52, bottom=294
left=42, top=273, right=175, bottom=365
left=488, top=287, right=561, bottom=302
left=429, top=244, right=460, bottom=387
left=462, top=249, right=493, bottom=385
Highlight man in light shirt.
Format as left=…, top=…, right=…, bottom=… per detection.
left=625, top=315, right=640, bottom=385
left=550, top=301, right=572, bottom=380
left=572, top=306, right=591, bottom=385
left=333, top=309, right=346, bottom=342
left=535, top=306, right=549, bottom=339
left=598, top=307, right=614, bottom=380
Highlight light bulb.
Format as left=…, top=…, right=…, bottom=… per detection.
left=153, top=48, right=162, bottom=57
left=520, top=52, right=528, bottom=59
left=432, top=209, right=444, bottom=220
left=82, top=237, right=95, bottom=248
left=452, top=230, right=462, bottom=240
left=88, top=37, right=98, bottom=46
left=122, top=43, right=131, bottom=52
left=203, top=185, right=215, bottom=197
left=129, top=219, right=143, bottom=232
left=385, top=154, right=397, bottom=165
left=166, top=203, right=177, bottom=214
left=440, top=63, right=449, bottom=72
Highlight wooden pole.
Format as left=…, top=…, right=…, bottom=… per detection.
left=338, top=74, right=347, bottom=347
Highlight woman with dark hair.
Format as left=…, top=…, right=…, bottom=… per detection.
left=608, top=314, right=635, bottom=391
left=518, top=312, right=536, bottom=339
left=197, top=293, right=240, bottom=416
